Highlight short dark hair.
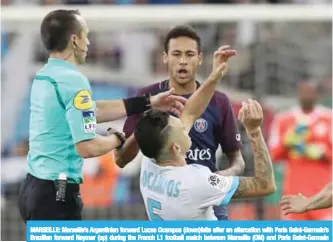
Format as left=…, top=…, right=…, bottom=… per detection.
left=298, top=78, right=319, bottom=89
left=134, top=110, right=170, bottom=159
left=40, top=9, right=82, bottom=52
left=163, top=25, right=201, bottom=53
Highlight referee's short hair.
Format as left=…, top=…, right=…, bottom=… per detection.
left=135, top=110, right=170, bottom=160
left=40, top=9, right=82, bottom=52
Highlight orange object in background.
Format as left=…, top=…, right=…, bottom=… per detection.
left=80, top=151, right=118, bottom=208
left=269, top=106, right=332, bottom=220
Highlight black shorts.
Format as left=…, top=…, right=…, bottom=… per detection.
left=18, top=173, right=83, bottom=222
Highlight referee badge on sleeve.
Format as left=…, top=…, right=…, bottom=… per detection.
left=82, top=111, right=96, bottom=133
left=74, top=90, right=93, bottom=110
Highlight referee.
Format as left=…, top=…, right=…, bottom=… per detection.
left=18, top=9, right=185, bottom=222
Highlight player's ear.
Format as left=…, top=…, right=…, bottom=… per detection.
left=171, top=143, right=181, bottom=155
left=163, top=51, right=168, bottom=64
left=198, top=52, right=203, bottom=66
left=70, top=34, right=77, bottom=49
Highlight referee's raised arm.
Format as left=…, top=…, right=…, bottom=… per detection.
left=18, top=9, right=185, bottom=222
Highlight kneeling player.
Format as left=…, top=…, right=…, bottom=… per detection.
left=134, top=46, right=276, bottom=220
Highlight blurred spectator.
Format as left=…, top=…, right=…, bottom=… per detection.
left=81, top=152, right=119, bottom=208
left=268, top=80, right=332, bottom=220
left=11, top=139, right=29, bottom=157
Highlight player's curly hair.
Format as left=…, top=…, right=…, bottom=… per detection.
left=135, top=110, right=170, bottom=159
left=164, top=25, right=201, bottom=53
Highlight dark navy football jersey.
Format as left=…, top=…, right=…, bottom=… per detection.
left=123, top=80, right=242, bottom=220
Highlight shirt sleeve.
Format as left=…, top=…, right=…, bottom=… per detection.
left=62, top=75, right=97, bottom=144
left=217, top=94, right=242, bottom=153
left=189, top=166, right=239, bottom=209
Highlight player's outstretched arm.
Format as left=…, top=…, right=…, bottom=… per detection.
left=180, top=46, right=236, bottom=132
left=232, top=100, right=276, bottom=198
left=280, top=182, right=332, bottom=215
left=95, top=89, right=186, bottom=123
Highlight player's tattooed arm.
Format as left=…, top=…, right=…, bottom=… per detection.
left=232, top=100, right=276, bottom=199
left=305, top=182, right=332, bottom=211
left=233, top=129, right=276, bottom=198
left=217, top=150, right=245, bottom=176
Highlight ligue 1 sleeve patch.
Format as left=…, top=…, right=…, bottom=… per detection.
left=74, top=90, right=93, bottom=110
left=208, top=175, right=221, bottom=186
left=82, top=110, right=96, bottom=133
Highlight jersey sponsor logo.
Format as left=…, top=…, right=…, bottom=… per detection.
left=194, top=118, right=208, bottom=133
left=82, top=110, right=96, bottom=133
left=74, top=90, right=93, bottom=110
left=208, top=175, right=220, bottom=186
left=186, top=148, right=211, bottom=161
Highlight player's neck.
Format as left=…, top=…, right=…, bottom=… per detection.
left=300, top=105, right=315, bottom=114
left=157, top=160, right=186, bottom=167
left=50, top=52, right=77, bottom=66
left=156, top=155, right=186, bottom=167
left=169, top=79, right=197, bottom=95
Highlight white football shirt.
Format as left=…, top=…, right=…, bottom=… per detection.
left=140, top=156, right=239, bottom=220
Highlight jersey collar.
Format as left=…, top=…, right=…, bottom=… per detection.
left=47, top=58, right=78, bottom=71
left=160, top=79, right=201, bottom=93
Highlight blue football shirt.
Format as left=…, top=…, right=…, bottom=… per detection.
left=27, top=58, right=97, bottom=183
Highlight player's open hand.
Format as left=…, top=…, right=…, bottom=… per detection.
left=210, top=45, right=237, bottom=82
left=280, top=193, right=309, bottom=215
left=238, top=99, right=263, bottom=132
left=150, top=88, right=187, bottom=116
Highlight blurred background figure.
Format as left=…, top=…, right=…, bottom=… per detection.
left=1, top=0, right=332, bottom=240
left=268, top=80, right=332, bottom=220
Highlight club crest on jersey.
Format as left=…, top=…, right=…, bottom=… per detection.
left=194, top=118, right=208, bottom=133
left=208, top=175, right=220, bottom=186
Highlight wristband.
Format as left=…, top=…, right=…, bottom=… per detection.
left=123, top=94, right=151, bottom=116
left=107, top=128, right=126, bottom=150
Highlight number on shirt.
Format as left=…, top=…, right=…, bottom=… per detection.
left=147, top=198, right=163, bottom=221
